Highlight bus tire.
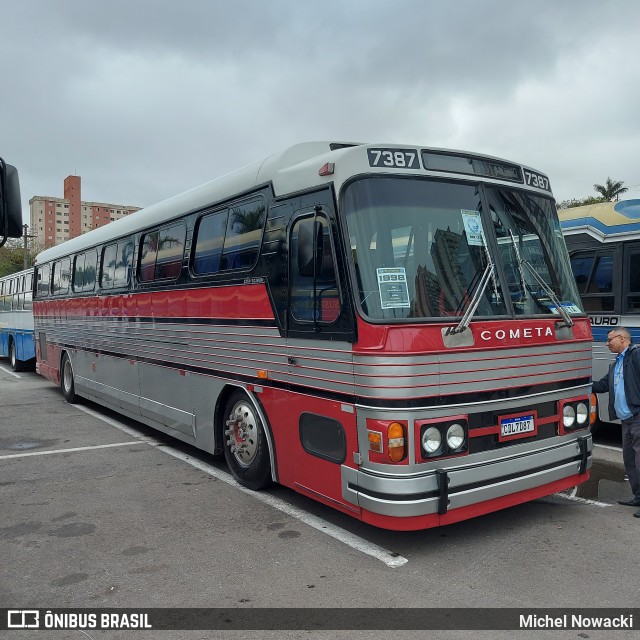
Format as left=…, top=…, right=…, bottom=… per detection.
left=61, top=352, right=79, bottom=404
left=222, top=390, right=272, bottom=490
left=9, top=340, right=24, bottom=372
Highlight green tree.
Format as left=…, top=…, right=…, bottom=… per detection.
left=593, top=177, right=628, bottom=201
left=0, top=238, right=38, bottom=277
left=557, top=195, right=606, bottom=210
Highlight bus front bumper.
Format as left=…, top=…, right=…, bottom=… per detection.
left=342, top=435, right=592, bottom=519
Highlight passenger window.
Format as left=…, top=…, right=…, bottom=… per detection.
left=626, top=247, right=640, bottom=314
left=114, top=241, right=134, bottom=286
left=155, top=224, right=185, bottom=279
left=139, top=223, right=185, bottom=282
left=73, top=254, right=86, bottom=291
left=37, top=265, right=50, bottom=297
left=192, top=211, right=228, bottom=275
left=139, top=231, right=158, bottom=282
left=101, top=244, right=118, bottom=288
left=52, top=258, right=71, bottom=295
left=74, top=249, right=98, bottom=291
left=219, top=201, right=265, bottom=271
left=570, top=251, right=614, bottom=312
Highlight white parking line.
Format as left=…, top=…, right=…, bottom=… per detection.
left=553, top=493, right=611, bottom=508
left=75, top=405, right=409, bottom=569
left=0, top=365, right=21, bottom=379
left=0, top=441, right=142, bottom=460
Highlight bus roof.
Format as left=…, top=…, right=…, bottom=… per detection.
left=36, top=141, right=551, bottom=265
left=559, top=199, right=640, bottom=242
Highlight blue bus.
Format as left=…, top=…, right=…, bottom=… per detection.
left=0, top=267, right=35, bottom=371
left=559, top=199, right=640, bottom=429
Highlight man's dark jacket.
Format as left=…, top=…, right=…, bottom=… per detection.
left=592, top=344, right=640, bottom=421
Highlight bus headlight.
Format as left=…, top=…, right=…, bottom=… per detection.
left=446, top=423, right=465, bottom=451
left=563, top=404, right=576, bottom=428
left=576, top=402, right=589, bottom=426
left=422, top=427, right=442, bottom=455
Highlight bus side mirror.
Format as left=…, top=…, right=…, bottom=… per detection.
left=297, top=218, right=323, bottom=277
left=0, top=159, right=23, bottom=242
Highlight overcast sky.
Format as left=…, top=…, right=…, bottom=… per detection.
left=3, top=0, right=639, bottom=223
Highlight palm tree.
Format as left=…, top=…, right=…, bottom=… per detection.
left=593, top=177, right=628, bottom=201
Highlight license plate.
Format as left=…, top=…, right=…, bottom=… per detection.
left=499, top=413, right=536, bottom=441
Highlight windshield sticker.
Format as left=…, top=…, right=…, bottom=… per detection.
left=377, top=267, right=410, bottom=309
left=461, top=210, right=486, bottom=246
left=549, top=302, right=582, bottom=315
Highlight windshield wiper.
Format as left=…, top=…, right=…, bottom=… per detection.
left=508, top=231, right=528, bottom=303
left=507, top=231, right=574, bottom=328
left=446, top=258, right=496, bottom=335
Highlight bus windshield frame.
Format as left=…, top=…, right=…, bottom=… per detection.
left=341, top=175, right=583, bottom=323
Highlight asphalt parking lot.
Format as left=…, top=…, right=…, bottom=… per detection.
left=2, top=364, right=640, bottom=639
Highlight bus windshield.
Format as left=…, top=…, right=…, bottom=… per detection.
left=343, top=177, right=583, bottom=321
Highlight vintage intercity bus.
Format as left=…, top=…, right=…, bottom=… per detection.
left=33, top=142, right=593, bottom=530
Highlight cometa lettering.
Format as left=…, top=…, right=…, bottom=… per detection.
left=480, top=327, right=553, bottom=341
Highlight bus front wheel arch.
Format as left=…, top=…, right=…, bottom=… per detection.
left=221, top=389, right=272, bottom=490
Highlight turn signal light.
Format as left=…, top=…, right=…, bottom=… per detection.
left=387, top=422, right=406, bottom=463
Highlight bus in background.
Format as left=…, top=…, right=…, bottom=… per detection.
left=0, top=268, right=35, bottom=371
left=33, top=142, right=592, bottom=531
left=559, top=199, right=640, bottom=430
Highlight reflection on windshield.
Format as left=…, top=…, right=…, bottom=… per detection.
left=342, top=177, right=583, bottom=321
left=487, top=188, right=582, bottom=318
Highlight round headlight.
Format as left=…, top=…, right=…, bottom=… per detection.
left=446, top=423, right=465, bottom=450
left=576, top=402, right=589, bottom=425
left=563, top=404, right=576, bottom=428
left=422, top=427, right=442, bottom=454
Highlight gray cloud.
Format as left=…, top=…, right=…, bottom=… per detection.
left=2, top=0, right=640, bottom=218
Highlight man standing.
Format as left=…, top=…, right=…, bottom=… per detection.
left=593, top=328, right=640, bottom=517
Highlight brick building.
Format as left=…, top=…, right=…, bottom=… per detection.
left=29, top=176, right=141, bottom=248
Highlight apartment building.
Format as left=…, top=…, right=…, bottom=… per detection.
left=29, top=175, right=141, bottom=249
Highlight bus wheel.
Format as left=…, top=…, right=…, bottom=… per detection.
left=223, top=391, right=271, bottom=490
left=61, top=353, right=78, bottom=403
left=10, top=341, right=24, bottom=372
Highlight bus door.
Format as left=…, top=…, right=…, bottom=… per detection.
left=285, top=210, right=358, bottom=509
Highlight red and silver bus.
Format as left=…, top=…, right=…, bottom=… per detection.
left=33, top=142, right=593, bottom=531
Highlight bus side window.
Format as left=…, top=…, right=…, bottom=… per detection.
left=290, top=215, right=341, bottom=323
left=155, top=223, right=185, bottom=280
left=139, top=232, right=159, bottom=283
left=220, top=201, right=265, bottom=272
left=101, top=244, right=117, bottom=288
left=36, top=265, right=50, bottom=298
left=570, top=251, right=614, bottom=312
left=73, top=254, right=86, bottom=291
left=626, top=247, right=640, bottom=313
left=192, top=211, right=228, bottom=275
left=52, top=258, right=71, bottom=295
left=114, top=240, right=134, bottom=286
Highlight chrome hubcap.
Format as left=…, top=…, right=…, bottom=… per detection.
left=225, top=401, right=258, bottom=467
left=63, top=359, right=73, bottom=392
